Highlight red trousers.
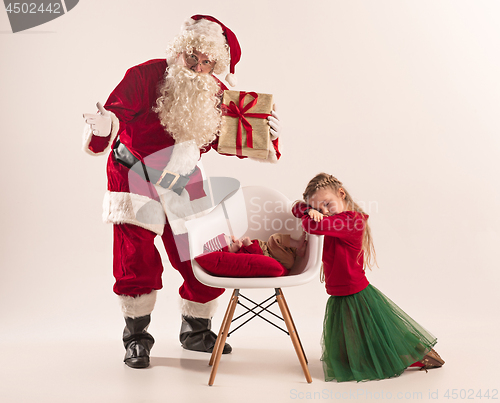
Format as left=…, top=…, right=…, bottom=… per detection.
left=113, top=222, right=225, bottom=304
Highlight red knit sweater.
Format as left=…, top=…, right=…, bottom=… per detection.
left=292, top=202, right=369, bottom=296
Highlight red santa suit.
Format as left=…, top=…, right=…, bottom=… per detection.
left=83, top=58, right=280, bottom=319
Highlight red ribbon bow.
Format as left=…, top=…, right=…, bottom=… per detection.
left=222, top=92, right=271, bottom=156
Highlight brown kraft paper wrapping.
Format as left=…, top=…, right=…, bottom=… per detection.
left=218, top=90, right=273, bottom=159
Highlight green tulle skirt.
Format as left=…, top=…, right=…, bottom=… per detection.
left=321, top=284, right=437, bottom=382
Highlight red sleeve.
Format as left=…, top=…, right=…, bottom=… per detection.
left=104, top=66, right=148, bottom=124
left=291, top=201, right=311, bottom=218
left=301, top=211, right=367, bottom=241
left=86, top=61, right=165, bottom=156
left=86, top=131, right=113, bottom=155
left=239, top=240, right=264, bottom=255
left=271, top=137, right=281, bottom=160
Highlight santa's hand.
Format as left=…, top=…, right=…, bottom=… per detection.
left=83, top=102, right=112, bottom=137
left=268, top=110, right=281, bottom=140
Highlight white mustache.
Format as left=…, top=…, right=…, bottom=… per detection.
left=174, top=65, right=214, bottom=91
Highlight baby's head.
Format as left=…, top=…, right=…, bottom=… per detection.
left=302, top=173, right=349, bottom=216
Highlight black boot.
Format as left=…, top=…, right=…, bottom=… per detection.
left=123, top=315, right=155, bottom=369
left=179, top=315, right=232, bottom=354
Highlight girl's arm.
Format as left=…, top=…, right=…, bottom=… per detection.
left=292, top=201, right=323, bottom=222
left=307, top=209, right=324, bottom=222
left=291, top=201, right=310, bottom=218
left=300, top=211, right=366, bottom=241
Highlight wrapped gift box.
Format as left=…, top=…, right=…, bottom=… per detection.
left=218, top=90, right=273, bottom=159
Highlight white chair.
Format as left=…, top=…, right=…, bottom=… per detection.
left=185, top=185, right=323, bottom=385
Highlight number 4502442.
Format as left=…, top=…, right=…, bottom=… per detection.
left=5, top=3, right=62, bottom=14
left=444, top=389, right=498, bottom=399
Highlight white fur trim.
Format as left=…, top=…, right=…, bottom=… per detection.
left=180, top=297, right=219, bottom=319
left=102, top=191, right=166, bottom=236
left=165, top=140, right=200, bottom=175
left=119, top=291, right=157, bottom=318
left=183, top=17, right=223, bottom=37
left=225, top=73, right=237, bottom=87
left=82, top=111, right=120, bottom=156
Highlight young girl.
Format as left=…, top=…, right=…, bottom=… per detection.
left=292, top=173, right=444, bottom=382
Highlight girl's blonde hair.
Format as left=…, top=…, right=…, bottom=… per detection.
left=302, top=173, right=377, bottom=272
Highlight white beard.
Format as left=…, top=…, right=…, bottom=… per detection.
left=155, top=64, right=222, bottom=149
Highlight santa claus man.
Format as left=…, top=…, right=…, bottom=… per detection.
left=82, top=15, right=281, bottom=368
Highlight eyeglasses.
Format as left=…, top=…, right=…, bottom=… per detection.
left=183, top=53, right=215, bottom=72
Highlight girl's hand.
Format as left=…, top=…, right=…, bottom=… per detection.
left=241, top=237, right=252, bottom=246
left=308, top=209, right=324, bottom=222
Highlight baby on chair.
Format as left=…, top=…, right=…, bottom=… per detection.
left=204, top=233, right=307, bottom=270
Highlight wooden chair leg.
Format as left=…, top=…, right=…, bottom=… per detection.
left=209, top=289, right=238, bottom=366
left=209, top=289, right=239, bottom=386
left=276, top=288, right=312, bottom=383
left=280, top=290, right=308, bottom=364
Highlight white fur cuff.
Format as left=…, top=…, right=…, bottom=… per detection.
left=180, top=297, right=219, bottom=319
left=165, top=140, right=200, bottom=175
left=119, top=290, right=157, bottom=318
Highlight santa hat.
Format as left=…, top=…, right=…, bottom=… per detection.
left=190, top=15, right=241, bottom=86
left=166, top=15, right=241, bottom=87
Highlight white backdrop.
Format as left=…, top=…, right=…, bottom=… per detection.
left=1, top=0, right=499, bottom=400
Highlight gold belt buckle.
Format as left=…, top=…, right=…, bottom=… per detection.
left=156, top=169, right=180, bottom=189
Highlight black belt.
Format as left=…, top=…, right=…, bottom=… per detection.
left=112, top=138, right=191, bottom=195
